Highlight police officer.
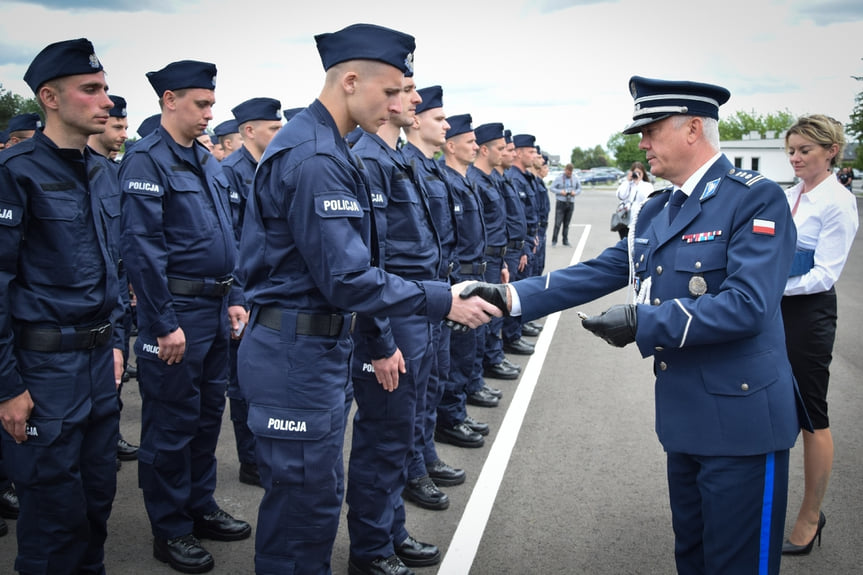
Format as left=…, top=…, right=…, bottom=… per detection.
left=120, top=59, right=251, bottom=574
left=4, top=113, right=42, bottom=147
left=402, top=87, right=479, bottom=490
left=0, top=37, right=125, bottom=574
left=468, top=123, right=516, bottom=383
left=529, top=144, right=550, bottom=279
left=87, top=94, right=140, bottom=466
left=214, top=118, right=241, bottom=159
left=346, top=72, right=444, bottom=572
left=464, top=76, right=808, bottom=575
left=282, top=107, right=304, bottom=122
left=220, top=96, right=283, bottom=487
left=235, top=24, right=498, bottom=575
left=501, top=134, right=539, bottom=355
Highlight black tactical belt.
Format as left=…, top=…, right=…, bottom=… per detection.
left=168, top=277, right=233, bottom=298
left=459, top=261, right=487, bottom=275
left=485, top=245, right=507, bottom=258
left=16, top=322, right=113, bottom=352
left=506, top=240, right=525, bottom=250
left=256, top=307, right=356, bottom=337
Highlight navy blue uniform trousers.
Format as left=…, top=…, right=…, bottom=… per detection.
left=135, top=294, right=228, bottom=538
left=2, top=345, right=118, bottom=575
left=347, top=315, right=433, bottom=562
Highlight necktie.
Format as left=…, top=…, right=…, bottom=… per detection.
left=668, top=189, right=687, bottom=223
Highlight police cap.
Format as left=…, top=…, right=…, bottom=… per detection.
left=146, top=60, right=217, bottom=96
left=512, top=134, right=536, bottom=149
left=315, top=23, right=415, bottom=75
left=504, top=129, right=512, bottom=144
left=416, top=86, right=443, bottom=114
left=24, top=38, right=104, bottom=93
left=622, top=75, right=731, bottom=135
left=474, top=122, right=505, bottom=145
left=445, top=114, right=473, bottom=140
left=232, top=98, right=282, bottom=125
left=8, top=113, right=42, bottom=132
left=0, top=130, right=8, bottom=145
left=282, top=107, right=305, bottom=122
left=214, top=119, right=238, bottom=137
left=137, top=113, right=161, bottom=137
left=108, top=95, right=127, bottom=118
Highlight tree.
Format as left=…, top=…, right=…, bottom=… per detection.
left=718, top=109, right=795, bottom=141
left=1, top=84, right=42, bottom=130
left=607, top=132, right=646, bottom=170
left=569, top=145, right=609, bottom=169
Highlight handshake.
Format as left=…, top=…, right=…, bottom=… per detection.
left=458, top=282, right=637, bottom=347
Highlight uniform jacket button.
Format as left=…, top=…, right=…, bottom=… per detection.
left=655, top=346, right=664, bottom=352
left=652, top=298, right=661, bottom=306
left=741, top=383, right=749, bottom=391
left=659, top=361, right=667, bottom=371
left=695, top=261, right=702, bottom=269
left=656, top=265, right=663, bottom=275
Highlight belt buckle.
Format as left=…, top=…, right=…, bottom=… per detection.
left=87, top=323, right=110, bottom=349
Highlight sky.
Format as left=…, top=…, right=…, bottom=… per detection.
left=2, top=0, right=863, bottom=161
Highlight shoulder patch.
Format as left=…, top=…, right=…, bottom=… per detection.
left=124, top=179, right=163, bottom=196
left=0, top=201, right=23, bottom=227
left=726, top=169, right=767, bottom=187
left=314, top=191, right=364, bottom=218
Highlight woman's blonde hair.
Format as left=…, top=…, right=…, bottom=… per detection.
left=785, top=114, right=845, bottom=167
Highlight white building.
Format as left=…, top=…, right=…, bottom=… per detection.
left=720, top=131, right=795, bottom=186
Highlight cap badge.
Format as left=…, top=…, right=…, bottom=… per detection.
left=404, top=52, right=414, bottom=74
left=89, top=53, right=101, bottom=69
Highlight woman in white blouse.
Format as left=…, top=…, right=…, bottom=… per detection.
left=781, top=115, right=859, bottom=556
left=614, top=161, right=653, bottom=239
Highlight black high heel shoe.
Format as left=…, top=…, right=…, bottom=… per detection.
left=782, top=511, right=827, bottom=555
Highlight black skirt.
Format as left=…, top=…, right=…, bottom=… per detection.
left=781, top=287, right=837, bottom=429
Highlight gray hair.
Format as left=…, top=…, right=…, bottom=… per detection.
left=672, top=115, right=720, bottom=150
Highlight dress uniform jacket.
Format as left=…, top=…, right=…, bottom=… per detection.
left=515, top=155, right=805, bottom=456
left=236, top=100, right=454, bottom=574
left=0, top=130, right=123, bottom=573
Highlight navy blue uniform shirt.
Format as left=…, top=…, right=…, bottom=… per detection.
left=0, top=131, right=124, bottom=401
left=468, top=165, right=507, bottom=248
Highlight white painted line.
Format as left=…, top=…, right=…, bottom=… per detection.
left=438, top=225, right=592, bottom=574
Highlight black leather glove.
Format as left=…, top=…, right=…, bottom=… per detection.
left=581, top=304, right=637, bottom=347
left=458, top=282, right=509, bottom=316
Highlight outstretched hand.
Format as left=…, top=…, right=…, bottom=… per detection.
left=581, top=304, right=637, bottom=348
left=457, top=282, right=509, bottom=316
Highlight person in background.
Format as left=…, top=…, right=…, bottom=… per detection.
left=836, top=166, right=853, bottom=192
left=214, top=119, right=241, bottom=160
left=780, top=114, right=858, bottom=556
left=615, top=161, right=653, bottom=239
left=4, top=113, right=42, bottom=147
left=550, top=163, right=581, bottom=247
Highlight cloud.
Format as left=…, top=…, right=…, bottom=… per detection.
left=14, top=0, right=181, bottom=12
left=794, top=0, right=863, bottom=25
left=533, top=0, right=614, bottom=12
left=0, top=42, right=35, bottom=66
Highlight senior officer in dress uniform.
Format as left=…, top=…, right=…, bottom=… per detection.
left=463, top=76, right=809, bottom=575
left=220, top=96, right=283, bottom=488
left=235, top=24, right=499, bottom=575
left=346, top=72, right=446, bottom=573
left=0, top=38, right=126, bottom=575
left=120, top=60, right=251, bottom=574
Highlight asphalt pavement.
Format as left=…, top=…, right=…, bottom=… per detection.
left=1, top=186, right=861, bottom=574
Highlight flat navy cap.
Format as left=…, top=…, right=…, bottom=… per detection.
left=108, top=95, right=127, bottom=118
left=24, top=38, right=103, bottom=93
left=232, top=97, right=282, bottom=125
left=8, top=113, right=43, bottom=132
left=474, top=122, right=505, bottom=145
left=209, top=134, right=219, bottom=146
left=542, top=152, right=549, bottom=164
left=416, top=86, right=443, bottom=114
left=214, top=119, right=238, bottom=137
left=137, top=113, right=161, bottom=137
left=315, top=23, right=414, bottom=74
left=445, top=114, right=473, bottom=139
left=146, top=60, right=217, bottom=96
left=0, top=130, right=8, bottom=145
left=622, top=75, right=731, bottom=135
left=283, top=107, right=304, bottom=121
left=513, top=134, right=535, bottom=148
left=535, top=145, right=542, bottom=154
left=504, top=129, right=512, bottom=144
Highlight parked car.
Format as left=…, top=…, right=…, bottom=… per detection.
left=578, top=169, right=619, bottom=185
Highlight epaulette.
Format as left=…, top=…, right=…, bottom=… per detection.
left=0, top=137, right=36, bottom=165
left=127, top=131, right=160, bottom=155
left=725, top=168, right=768, bottom=188
left=647, top=185, right=673, bottom=199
